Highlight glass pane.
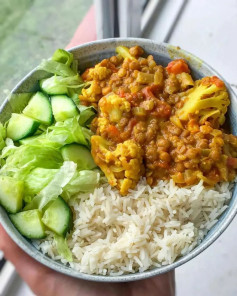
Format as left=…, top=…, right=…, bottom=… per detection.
left=0, top=0, right=92, bottom=102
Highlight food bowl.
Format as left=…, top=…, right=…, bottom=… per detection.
left=0, top=38, right=237, bottom=282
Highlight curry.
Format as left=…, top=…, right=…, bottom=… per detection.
left=79, top=46, right=237, bottom=195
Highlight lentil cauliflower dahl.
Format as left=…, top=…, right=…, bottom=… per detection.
left=80, top=45, right=237, bottom=195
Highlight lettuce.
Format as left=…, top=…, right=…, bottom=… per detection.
left=2, top=145, right=63, bottom=172
left=24, top=168, right=58, bottom=196
left=18, top=116, right=92, bottom=149
left=38, top=49, right=79, bottom=77
left=54, top=234, right=73, bottom=262
left=52, top=49, right=73, bottom=67
left=40, top=75, right=84, bottom=95
left=25, top=161, right=76, bottom=211
left=62, top=170, right=100, bottom=200
left=78, top=105, right=97, bottom=126
left=0, top=123, right=6, bottom=151
left=38, top=60, right=76, bottom=77
left=48, top=116, right=92, bottom=147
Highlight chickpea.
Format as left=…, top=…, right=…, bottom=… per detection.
left=184, top=160, right=197, bottom=169
left=169, top=125, right=182, bottom=136
left=122, top=58, right=130, bottom=69
left=157, top=138, right=170, bottom=149
left=148, top=59, right=156, bottom=69
left=180, top=129, right=190, bottom=139
left=209, top=148, right=221, bottom=161
left=124, top=77, right=133, bottom=84
left=117, top=68, right=127, bottom=78
left=141, top=66, right=150, bottom=73
left=100, top=81, right=106, bottom=88
left=186, top=148, right=200, bottom=159
left=196, top=139, right=209, bottom=149
left=200, top=125, right=213, bottom=134
left=175, top=162, right=185, bottom=172
left=139, top=58, right=148, bottom=66
left=110, top=56, right=118, bottom=65
left=129, top=60, right=140, bottom=70
left=129, top=46, right=144, bottom=57
left=200, top=159, right=212, bottom=172
left=159, top=151, right=171, bottom=162
left=102, top=86, right=111, bottom=96
left=146, top=176, right=153, bottom=186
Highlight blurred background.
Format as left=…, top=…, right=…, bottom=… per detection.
left=0, top=0, right=236, bottom=295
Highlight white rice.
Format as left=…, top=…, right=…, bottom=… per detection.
left=34, top=179, right=234, bottom=275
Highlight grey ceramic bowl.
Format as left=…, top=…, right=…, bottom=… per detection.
left=0, top=38, right=237, bottom=282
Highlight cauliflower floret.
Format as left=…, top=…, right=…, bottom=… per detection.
left=88, top=64, right=112, bottom=80
left=80, top=81, right=102, bottom=103
left=99, top=93, right=131, bottom=123
left=175, top=76, right=230, bottom=126
left=91, top=135, right=144, bottom=195
left=96, top=117, right=110, bottom=135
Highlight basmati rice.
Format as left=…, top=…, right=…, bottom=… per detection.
left=34, top=179, right=234, bottom=275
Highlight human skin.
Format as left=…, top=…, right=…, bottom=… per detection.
left=0, top=224, right=175, bottom=296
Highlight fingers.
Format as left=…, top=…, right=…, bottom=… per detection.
left=128, top=271, right=175, bottom=296
left=0, top=224, right=175, bottom=296
left=0, top=224, right=57, bottom=295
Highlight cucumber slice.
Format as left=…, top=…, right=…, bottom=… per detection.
left=61, top=144, right=96, bottom=170
left=7, top=113, right=40, bottom=141
left=42, top=197, right=72, bottom=237
left=10, top=209, right=46, bottom=239
left=0, top=176, right=24, bottom=213
left=23, top=92, right=53, bottom=125
left=40, top=77, right=68, bottom=95
left=51, top=95, right=79, bottom=122
left=19, top=135, right=39, bottom=145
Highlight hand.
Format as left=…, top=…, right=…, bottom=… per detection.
left=0, top=224, right=175, bottom=296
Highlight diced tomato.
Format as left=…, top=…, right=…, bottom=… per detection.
left=227, top=157, right=237, bottom=169
left=155, top=100, right=171, bottom=118
left=201, top=76, right=224, bottom=88
left=118, top=89, right=126, bottom=98
left=142, top=86, right=156, bottom=99
left=166, top=59, right=190, bottom=74
left=107, top=125, right=121, bottom=142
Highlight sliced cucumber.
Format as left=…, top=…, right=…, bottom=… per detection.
left=10, top=209, right=46, bottom=239
left=42, top=196, right=72, bottom=237
left=7, top=113, right=40, bottom=141
left=23, top=92, right=53, bottom=125
left=19, top=135, right=39, bottom=145
left=40, top=76, right=68, bottom=95
left=61, top=143, right=96, bottom=170
left=0, top=176, right=24, bottom=213
left=51, top=95, right=79, bottom=122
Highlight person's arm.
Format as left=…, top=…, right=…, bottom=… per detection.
left=0, top=224, right=175, bottom=296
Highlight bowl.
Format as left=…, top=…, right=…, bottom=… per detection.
left=0, top=38, right=237, bottom=282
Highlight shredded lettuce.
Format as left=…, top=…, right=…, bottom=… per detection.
left=0, top=123, right=6, bottom=151
left=48, top=116, right=92, bottom=147
left=24, top=168, right=58, bottom=196
left=40, top=75, right=84, bottom=95
left=38, top=60, right=76, bottom=77
left=62, top=170, right=100, bottom=200
left=78, top=105, right=97, bottom=126
left=18, top=116, right=92, bottom=149
left=2, top=145, right=63, bottom=170
left=25, top=161, right=76, bottom=211
left=52, top=49, right=73, bottom=67
left=54, top=234, right=73, bottom=262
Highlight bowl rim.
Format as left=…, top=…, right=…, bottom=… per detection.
left=0, top=37, right=237, bottom=282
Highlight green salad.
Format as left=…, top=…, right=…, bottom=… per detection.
left=0, top=49, right=100, bottom=261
